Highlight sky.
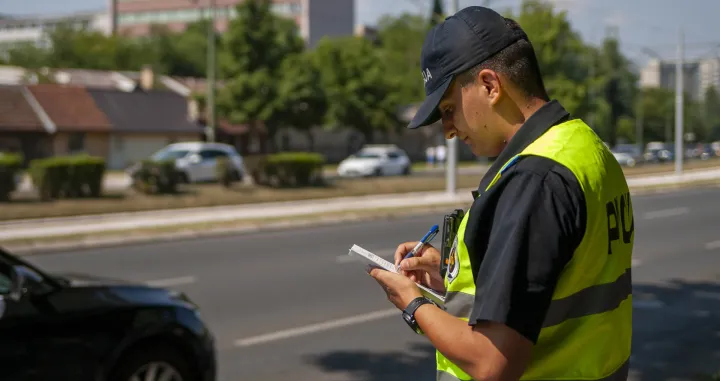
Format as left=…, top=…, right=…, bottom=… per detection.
left=1, top=0, right=718, bottom=65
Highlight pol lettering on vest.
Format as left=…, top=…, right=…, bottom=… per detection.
left=606, top=191, right=634, bottom=255
left=422, top=68, right=433, bottom=84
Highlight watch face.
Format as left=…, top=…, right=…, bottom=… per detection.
left=402, top=312, right=412, bottom=323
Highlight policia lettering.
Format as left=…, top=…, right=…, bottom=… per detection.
left=436, top=119, right=633, bottom=381
left=607, top=192, right=634, bottom=255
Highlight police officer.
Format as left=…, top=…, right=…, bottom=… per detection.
left=367, top=6, right=633, bottom=381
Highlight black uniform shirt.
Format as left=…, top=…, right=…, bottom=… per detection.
left=464, top=100, right=588, bottom=344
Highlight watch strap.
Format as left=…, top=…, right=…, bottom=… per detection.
left=403, top=297, right=436, bottom=335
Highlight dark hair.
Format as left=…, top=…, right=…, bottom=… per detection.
left=456, top=18, right=549, bottom=101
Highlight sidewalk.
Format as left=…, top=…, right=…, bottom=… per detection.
left=2, top=169, right=719, bottom=242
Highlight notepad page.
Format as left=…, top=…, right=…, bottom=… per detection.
left=349, top=244, right=446, bottom=305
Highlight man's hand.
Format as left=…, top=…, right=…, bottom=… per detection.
left=394, top=242, right=446, bottom=293
left=367, top=265, right=423, bottom=310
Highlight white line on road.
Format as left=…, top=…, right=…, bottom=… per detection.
left=705, top=241, right=720, bottom=250
left=642, top=207, right=689, bottom=220
left=145, top=275, right=196, bottom=288
left=234, top=308, right=398, bottom=347
left=633, top=299, right=666, bottom=309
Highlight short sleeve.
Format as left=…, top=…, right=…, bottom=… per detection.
left=467, top=158, right=586, bottom=344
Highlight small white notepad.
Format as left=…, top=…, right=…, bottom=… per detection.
left=349, top=244, right=446, bottom=306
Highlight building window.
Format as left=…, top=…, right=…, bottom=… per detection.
left=68, top=132, right=85, bottom=153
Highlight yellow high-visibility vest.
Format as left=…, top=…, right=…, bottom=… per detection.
left=436, top=118, right=633, bottom=381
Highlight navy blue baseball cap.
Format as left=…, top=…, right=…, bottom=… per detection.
left=408, top=6, right=528, bottom=129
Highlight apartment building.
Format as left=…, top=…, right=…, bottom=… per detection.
left=0, top=11, right=111, bottom=58
left=640, top=57, right=720, bottom=101
left=110, top=0, right=355, bottom=48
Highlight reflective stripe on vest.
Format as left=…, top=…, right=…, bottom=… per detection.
left=435, top=119, right=633, bottom=381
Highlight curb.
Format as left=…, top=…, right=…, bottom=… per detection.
left=5, top=203, right=466, bottom=256
left=4, top=179, right=719, bottom=256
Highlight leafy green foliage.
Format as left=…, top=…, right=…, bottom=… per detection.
left=217, top=0, right=305, bottom=139
left=29, top=154, right=106, bottom=200
left=313, top=36, right=400, bottom=142
left=4, top=0, right=717, bottom=149
left=0, top=153, right=23, bottom=202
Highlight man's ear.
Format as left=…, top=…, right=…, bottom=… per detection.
left=478, top=69, right=502, bottom=106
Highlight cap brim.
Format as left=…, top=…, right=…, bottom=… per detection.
left=407, top=77, right=453, bottom=129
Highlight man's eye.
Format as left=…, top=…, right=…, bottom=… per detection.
left=442, top=108, right=453, bottom=117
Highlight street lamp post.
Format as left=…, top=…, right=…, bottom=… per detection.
left=445, top=0, right=460, bottom=195
left=206, top=0, right=217, bottom=143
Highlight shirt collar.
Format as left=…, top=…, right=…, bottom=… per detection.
left=475, top=100, right=571, bottom=195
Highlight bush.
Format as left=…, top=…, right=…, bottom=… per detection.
left=0, top=153, right=23, bottom=202
left=29, top=154, right=106, bottom=201
left=131, top=159, right=179, bottom=195
left=216, top=157, right=241, bottom=188
left=263, top=152, right=325, bottom=187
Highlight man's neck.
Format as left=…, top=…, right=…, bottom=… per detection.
left=503, top=98, right=548, bottom=142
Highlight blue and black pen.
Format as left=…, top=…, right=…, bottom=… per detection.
left=396, top=224, right=439, bottom=271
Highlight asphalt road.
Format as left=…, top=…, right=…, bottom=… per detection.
left=22, top=186, right=720, bottom=381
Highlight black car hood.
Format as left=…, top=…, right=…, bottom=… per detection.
left=48, top=272, right=198, bottom=311
left=54, top=272, right=139, bottom=287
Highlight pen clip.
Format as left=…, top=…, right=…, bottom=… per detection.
left=420, top=224, right=439, bottom=244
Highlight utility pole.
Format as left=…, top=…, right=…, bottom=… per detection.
left=445, top=0, right=460, bottom=195
left=636, top=91, right=643, bottom=155
left=206, top=0, right=217, bottom=143
left=674, top=28, right=684, bottom=175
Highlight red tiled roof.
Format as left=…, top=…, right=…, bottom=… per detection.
left=27, top=84, right=112, bottom=132
left=0, top=85, right=45, bottom=132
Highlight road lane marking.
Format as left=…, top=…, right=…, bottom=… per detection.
left=642, top=207, right=689, bottom=220
left=234, top=308, right=398, bottom=347
left=705, top=241, right=720, bottom=250
left=336, top=249, right=395, bottom=263
left=145, top=275, right=196, bottom=287
left=633, top=299, right=665, bottom=309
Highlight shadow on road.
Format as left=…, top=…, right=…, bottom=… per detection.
left=631, top=280, right=720, bottom=381
left=304, top=342, right=436, bottom=381
left=306, top=280, right=720, bottom=381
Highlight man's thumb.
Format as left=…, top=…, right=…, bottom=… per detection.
left=400, top=257, right=429, bottom=271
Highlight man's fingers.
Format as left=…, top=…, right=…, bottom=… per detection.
left=399, top=256, right=432, bottom=272
left=394, top=242, right=416, bottom=266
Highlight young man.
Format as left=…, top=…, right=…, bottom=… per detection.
left=368, top=6, right=633, bottom=381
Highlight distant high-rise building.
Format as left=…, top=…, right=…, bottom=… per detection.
left=640, top=57, right=720, bottom=100
left=0, top=10, right=111, bottom=58
left=110, top=0, right=355, bottom=48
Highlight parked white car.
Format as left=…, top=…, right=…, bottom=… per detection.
left=337, top=145, right=412, bottom=177
left=128, top=142, right=245, bottom=183
left=612, top=151, right=636, bottom=167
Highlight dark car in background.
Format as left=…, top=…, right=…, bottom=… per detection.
left=0, top=247, right=216, bottom=381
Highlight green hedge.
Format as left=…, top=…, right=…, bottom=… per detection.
left=216, top=157, right=243, bottom=188
left=0, top=153, right=23, bottom=201
left=29, top=154, right=105, bottom=201
left=131, top=159, right=179, bottom=195
left=263, top=152, right=325, bottom=187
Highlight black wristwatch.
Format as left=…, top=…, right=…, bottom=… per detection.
left=402, top=296, right=437, bottom=335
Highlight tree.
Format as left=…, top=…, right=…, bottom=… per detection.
left=217, top=0, right=305, bottom=144
left=376, top=14, right=430, bottom=104
left=274, top=51, right=327, bottom=151
left=5, top=42, right=51, bottom=69
left=430, top=0, right=445, bottom=26
left=703, top=86, right=720, bottom=140
left=505, top=0, right=590, bottom=119
left=596, top=36, right=638, bottom=147
left=314, top=36, right=400, bottom=143
left=142, top=21, right=214, bottom=78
